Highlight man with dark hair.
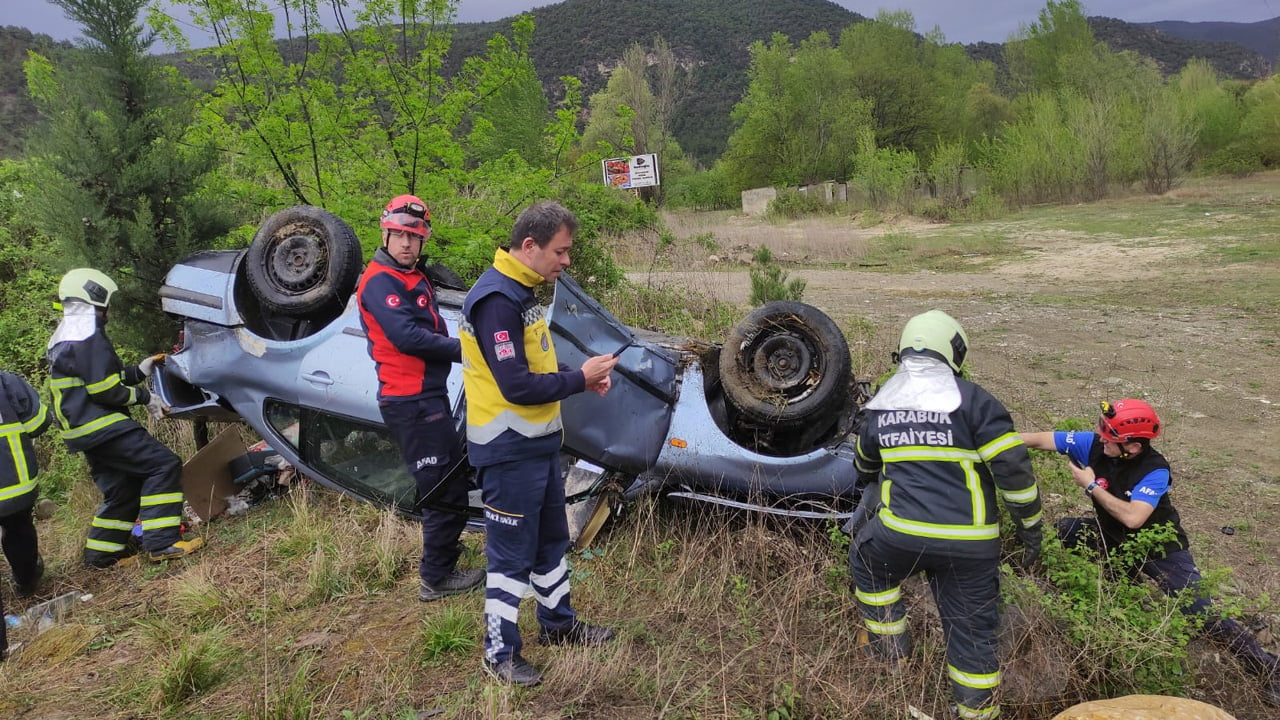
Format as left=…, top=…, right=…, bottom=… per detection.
left=1023, top=399, right=1280, bottom=706
left=461, top=200, right=618, bottom=686
left=356, top=194, right=483, bottom=601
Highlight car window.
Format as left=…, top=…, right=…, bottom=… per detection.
left=265, top=399, right=415, bottom=512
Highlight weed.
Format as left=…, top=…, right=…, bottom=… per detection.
left=418, top=606, right=479, bottom=665
left=748, top=245, right=806, bottom=305
left=766, top=188, right=834, bottom=220
left=129, top=620, right=236, bottom=712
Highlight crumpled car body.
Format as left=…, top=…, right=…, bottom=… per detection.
left=154, top=208, right=860, bottom=524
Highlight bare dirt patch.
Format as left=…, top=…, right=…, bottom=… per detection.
left=638, top=191, right=1280, bottom=611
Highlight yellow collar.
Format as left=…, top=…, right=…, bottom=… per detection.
left=493, top=248, right=545, bottom=288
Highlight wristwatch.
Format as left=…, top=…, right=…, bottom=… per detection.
left=1085, top=478, right=1108, bottom=496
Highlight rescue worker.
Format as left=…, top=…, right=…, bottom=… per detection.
left=850, top=310, right=1042, bottom=720
left=355, top=194, right=482, bottom=602
left=0, top=368, right=52, bottom=660
left=1022, top=399, right=1280, bottom=706
left=461, top=200, right=618, bottom=686
left=47, top=269, right=202, bottom=568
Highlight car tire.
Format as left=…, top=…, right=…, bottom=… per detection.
left=719, top=301, right=851, bottom=428
left=245, top=206, right=362, bottom=316
left=424, top=263, right=467, bottom=291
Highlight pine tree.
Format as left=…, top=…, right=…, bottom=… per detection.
left=22, top=0, right=235, bottom=351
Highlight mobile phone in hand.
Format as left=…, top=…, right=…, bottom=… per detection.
left=611, top=340, right=633, bottom=358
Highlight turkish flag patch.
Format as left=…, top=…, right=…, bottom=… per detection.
left=493, top=330, right=510, bottom=343
left=416, top=295, right=429, bottom=308
left=385, top=295, right=401, bottom=308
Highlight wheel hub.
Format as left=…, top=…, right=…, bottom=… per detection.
left=751, top=333, right=815, bottom=395
left=270, top=233, right=327, bottom=291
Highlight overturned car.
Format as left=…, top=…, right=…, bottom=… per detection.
left=154, top=206, right=863, bottom=536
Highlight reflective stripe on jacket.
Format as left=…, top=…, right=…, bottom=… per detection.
left=47, top=329, right=148, bottom=452
left=856, top=380, right=1042, bottom=557
left=0, top=371, right=52, bottom=515
left=460, top=250, right=569, bottom=467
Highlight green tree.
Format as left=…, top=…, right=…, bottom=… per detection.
left=1172, top=60, right=1244, bottom=163
left=1005, top=0, right=1095, bottom=95
left=1236, top=75, right=1280, bottom=167
left=22, top=0, right=235, bottom=351
left=177, top=0, right=640, bottom=292
left=0, top=161, right=59, bottom=377
left=583, top=45, right=657, bottom=155
left=1139, top=89, right=1200, bottom=194
left=722, top=32, right=870, bottom=189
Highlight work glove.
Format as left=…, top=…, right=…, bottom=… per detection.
left=1017, top=524, right=1043, bottom=571
left=138, top=353, right=167, bottom=377
left=145, top=393, right=168, bottom=421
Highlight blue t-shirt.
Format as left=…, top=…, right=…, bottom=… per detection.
left=1053, top=431, right=1169, bottom=507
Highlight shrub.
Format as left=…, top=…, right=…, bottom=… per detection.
left=851, top=128, right=919, bottom=210
left=748, top=245, right=805, bottom=305
left=765, top=188, right=831, bottom=220
left=664, top=165, right=739, bottom=210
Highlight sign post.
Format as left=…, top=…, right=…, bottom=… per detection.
left=602, top=154, right=660, bottom=190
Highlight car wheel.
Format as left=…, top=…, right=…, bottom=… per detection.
left=719, top=301, right=851, bottom=427
left=424, top=263, right=467, bottom=290
left=245, top=206, right=362, bottom=316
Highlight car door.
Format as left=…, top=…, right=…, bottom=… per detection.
left=548, top=274, right=678, bottom=475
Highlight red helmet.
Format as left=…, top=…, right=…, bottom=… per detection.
left=1097, top=399, right=1162, bottom=442
left=380, top=194, right=431, bottom=238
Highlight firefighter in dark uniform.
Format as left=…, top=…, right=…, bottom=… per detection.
left=0, top=369, right=52, bottom=659
left=850, top=310, right=1042, bottom=720
left=355, top=193, right=482, bottom=602
left=460, top=201, right=618, bottom=686
left=47, top=269, right=202, bottom=568
left=1023, top=399, right=1280, bottom=706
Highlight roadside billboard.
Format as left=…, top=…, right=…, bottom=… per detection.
left=602, top=154, right=659, bottom=189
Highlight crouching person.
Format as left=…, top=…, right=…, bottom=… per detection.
left=47, top=269, right=202, bottom=568
left=1022, top=398, right=1280, bottom=706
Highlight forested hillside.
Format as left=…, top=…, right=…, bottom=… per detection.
left=6, top=1, right=1269, bottom=164
left=0, top=27, right=72, bottom=158
left=1145, top=16, right=1280, bottom=61
left=1090, top=16, right=1272, bottom=78
left=445, top=0, right=865, bottom=164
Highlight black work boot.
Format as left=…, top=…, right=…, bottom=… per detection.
left=419, top=567, right=484, bottom=602
left=482, top=654, right=543, bottom=687
left=15, top=556, right=44, bottom=597
left=538, top=619, right=616, bottom=647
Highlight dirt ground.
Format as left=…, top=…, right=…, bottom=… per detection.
left=635, top=192, right=1280, bottom=605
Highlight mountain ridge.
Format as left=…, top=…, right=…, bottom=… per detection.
left=1, top=2, right=1272, bottom=163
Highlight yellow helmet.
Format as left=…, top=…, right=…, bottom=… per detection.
left=898, top=309, right=968, bottom=373
left=58, top=268, right=118, bottom=308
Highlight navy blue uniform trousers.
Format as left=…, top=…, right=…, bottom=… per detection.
left=851, top=528, right=1002, bottom=717
left=480, top=452, right=576, bottom=664
left=83, top=427, right=183, bottom=565
left=0, top=506, right=41, bottom=659
left=380, top=397, right=468, bottom=586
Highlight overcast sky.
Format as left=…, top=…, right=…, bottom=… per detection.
left=9, top=0, right=1279, bottom=47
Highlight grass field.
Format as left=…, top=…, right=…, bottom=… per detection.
left=3, top=173, right=1279, bottom=719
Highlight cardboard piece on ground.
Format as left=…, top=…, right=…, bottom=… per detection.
left=181, top=425, right=246, bottom=522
